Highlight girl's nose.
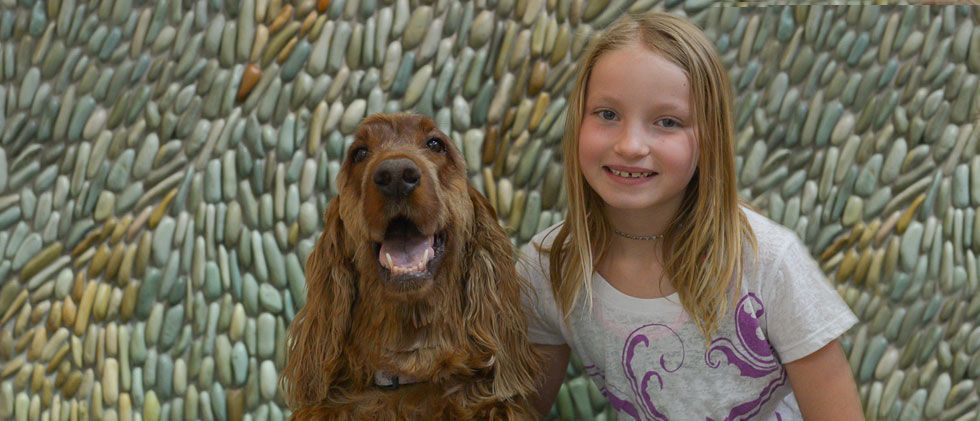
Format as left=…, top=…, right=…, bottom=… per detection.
left=612, top=126, right=650, bottom=158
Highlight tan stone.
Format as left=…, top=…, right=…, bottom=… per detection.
left=73, top=281, right=97, bottom=336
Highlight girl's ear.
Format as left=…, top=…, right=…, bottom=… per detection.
left=280, top=200, right=356, bottom=409
left=462, top=186, right=541, bottom=398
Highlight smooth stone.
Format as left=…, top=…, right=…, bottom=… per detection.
left=204, top=262, right=221, bottom=300
left=462, top=129, right=484, bottom=173
left=18, top=67, right=40, bottom=109
left=257, top=313, right=275, bottom=358
left=211, top=383, right=227, bottom=421
left=94, top=191, right=116, bottom=221
left=67, top=96, right=96, bottom=141
left=231, top=342, right=248, bottom=386
left=859, top=335, right=887, bottom=382
left=327, top=22, right=351, bottom=74
left=174, top=358, right=187, bottom=394
left=842, top=197, right=863, bottom=227
left=11, top=233, right=41, bottom=271
left=0, top=149, right=6, bottom=192
left=132, top=134, right=159, bottom=180
left=952, top=164, right=969, bottom=208
left=741, top=140, right=767, bottom=185
left=143, top=390, right=160, bottom=421
left=215, top=336, right=232, bottom=384
left=103, top=148, right=134, bottom=191
left=402, top=64, right=433, bottom=109
left=855, top=155, right=882, bottom=197
left=258, top=284, right=282, bottom=313
left=390, top=51, right=415, bottom=96
left=159, top=305, right=184, bottom=350
left=157, top=354, right=174, bottom=398
left=874, top=346, right=900, bottom=381
left=340, top=99, right=366, bottom=134
left=262, top=232, right=287, bottom=287
left=402, top=6, right=432, bottom=50
left=286, top=253, right=306, bottom=308
left=152, top=217, right=176, bottom=267
left=924, top=373, right=951, bottom=418
left=225, top=202, right=242, bottom=246
left=236, top=0, right=255, bottom=60
left=286, top=185, right=300, bottom=224
left=278, top=115, right=296, bottom=158
left=881, top=139, right=906, bottom=184
left=242, top=275, right=260, bottom=318
left=280, top=39, right=311, bottom=82
left=259, top=360, right=277, bottom=400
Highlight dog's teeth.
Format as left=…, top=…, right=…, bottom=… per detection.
left=422, top=248, right=429, bottom=264
left=385, top=253, right=395, bottom=269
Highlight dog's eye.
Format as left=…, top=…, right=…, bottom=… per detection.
left=351, top=147, right=369, bottom=163
left=426, top=137, right=445, bottom=153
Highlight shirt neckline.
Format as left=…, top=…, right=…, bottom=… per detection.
left=592, top=271, right=683, bottom=314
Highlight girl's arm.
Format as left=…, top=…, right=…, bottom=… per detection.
left=531, top=343, right=571, bottom=418
left=784, top=339, right=863, bottom=420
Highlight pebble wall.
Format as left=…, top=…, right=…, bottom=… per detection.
left=0, top=1, right=978, bottom=420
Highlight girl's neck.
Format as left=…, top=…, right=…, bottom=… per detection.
left=603, top=200, right=681, bottom=242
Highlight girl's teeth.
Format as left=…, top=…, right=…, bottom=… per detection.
left=610, top=169, right=652, bottom=178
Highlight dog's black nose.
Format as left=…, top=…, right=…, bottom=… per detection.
left=373, top=158, right=420, bottom=198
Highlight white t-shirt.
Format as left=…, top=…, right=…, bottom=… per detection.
left=518, top=209, right=857, bottom=421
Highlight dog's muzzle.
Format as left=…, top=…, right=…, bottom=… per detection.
left=373, top=158, right=420, bottom=199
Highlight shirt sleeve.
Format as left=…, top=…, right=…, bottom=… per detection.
left=517, top=242, right=567, bottom=346
left=762, top=235, right=858, bottom=363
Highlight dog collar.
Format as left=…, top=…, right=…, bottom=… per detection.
left=374, top=371, right=421, bottom=390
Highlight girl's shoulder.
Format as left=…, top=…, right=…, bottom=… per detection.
left=741, top=207, right=813, bottom=269
left=527, top=221, right=565, bottom=254
left=518, top=221, right=564, bottom=276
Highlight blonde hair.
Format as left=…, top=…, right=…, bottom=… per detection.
left=546, top=12, right=756, bottom=341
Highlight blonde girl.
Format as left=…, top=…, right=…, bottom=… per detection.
left=520, top=12, right=862, bottom=420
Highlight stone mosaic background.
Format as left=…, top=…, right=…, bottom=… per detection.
left=0, top=1, right=978, bottom=420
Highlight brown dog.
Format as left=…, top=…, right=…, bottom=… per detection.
left=281, top=113, right=540, bottom=419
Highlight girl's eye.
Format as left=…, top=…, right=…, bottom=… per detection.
left=657, top=118, right=681, bottom=129
left=426, top=137, right=446, bottom=153
left=596, top=109, right=618, bottom=121
left=351, top=147, right=369, bottom=163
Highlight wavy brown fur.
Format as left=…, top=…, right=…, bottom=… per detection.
left=281, top=113, right=540, bottom=419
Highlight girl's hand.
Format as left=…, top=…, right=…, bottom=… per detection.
left=784, top=339, right=864, bottom=420
left=531, top=343, right=571, bottom=418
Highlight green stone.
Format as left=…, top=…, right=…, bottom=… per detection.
left=262, top=233, right=287, bottom=288
left=152, top=217, right=176, bottom=266
left=390, top=51, right=418, bottom=98
left=204, top=262, right=221, bottom=300
left=258, top=284, right=282, bottom=314
left=900, top=221, right=924, bottom=273
left=160, top=304, right=184, bottom=350
left=67, top=96, right=96, bottom=141
left=281, top=39, right=311, bottom=82
left=328, top=22, right=352, bottom=74
left=134, top=268, right=162, bottom=318
left=257, top=313, right=275, bottom=358
left=859, top=335, right=888, bottom=382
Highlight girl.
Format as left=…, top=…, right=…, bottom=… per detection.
left=519, top=12, right=863, bottom=420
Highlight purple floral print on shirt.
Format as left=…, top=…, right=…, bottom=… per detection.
left=705, top=293, right=788, bottom=420
left=588, top=323, right=685, bottom=420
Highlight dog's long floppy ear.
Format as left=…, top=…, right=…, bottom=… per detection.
left=281, top=199, right=355, bottom=408
left=463, top=186, right=540, bottom=399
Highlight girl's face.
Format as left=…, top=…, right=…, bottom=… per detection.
left=578, top=42, right=699, bottom=220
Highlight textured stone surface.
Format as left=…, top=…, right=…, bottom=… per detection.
left=0, top=3, right=977, bottom=421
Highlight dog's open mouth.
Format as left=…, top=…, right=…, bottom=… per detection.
left=375, top=217, right=446, bottom=283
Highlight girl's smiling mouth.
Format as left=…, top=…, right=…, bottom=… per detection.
left=603, top=165, right=658, bottom=181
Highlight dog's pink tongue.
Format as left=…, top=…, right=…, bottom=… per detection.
left=379, top=236, right=434, bottom=268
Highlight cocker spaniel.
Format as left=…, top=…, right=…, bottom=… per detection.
left=281, top=113, right=540, bottom=419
